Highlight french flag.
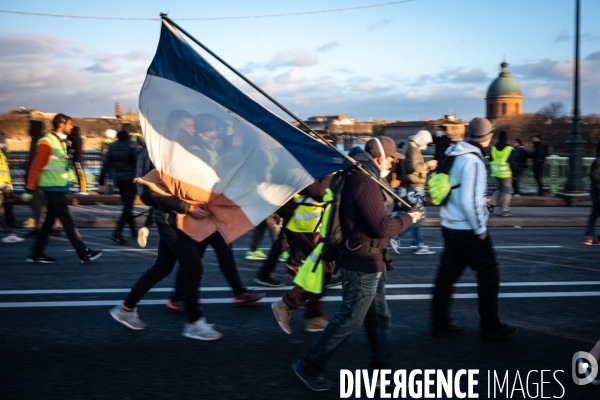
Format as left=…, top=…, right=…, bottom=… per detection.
left=137, top=19, right=350, bottom=243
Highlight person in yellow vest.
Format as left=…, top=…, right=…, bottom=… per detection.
left=22, top=113, right=102, bottom=264
left=488, top=130, right=514, bottom=217
left=101, top=129, right=116, bottom=157
left=271, top=172, right=333, bottom=333
left=0, top=131, right=24, bottom=243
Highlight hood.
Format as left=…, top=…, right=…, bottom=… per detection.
left=409, top=130, right=433, bottom=150
left=495, top=139, right=509, bottom=151
left=445, top=141, right=484, bottom=159
left=348, top=146, right=380, bottom=178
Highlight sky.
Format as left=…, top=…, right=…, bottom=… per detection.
left=1, top=0, right=599, bottom=123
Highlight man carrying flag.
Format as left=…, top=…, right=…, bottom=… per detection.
left=109, top=18, right=349, bottom=340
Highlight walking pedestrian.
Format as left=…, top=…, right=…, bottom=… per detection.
left=166, top=231, right=266, bottom=312
left=135, top=140, right=154, bottom=248
left=270, top=173, right=334, bottom=333
left=291, top=137, right=422, bottom=391
left=584, top=140, right=600, bottom=246
left=0, top=131, right=24, bottom=243
left=110, top=111, right=222, bottom=341
left=528, top=134, right=548, bottom=196
left=400, top=130, right=437, bottom=255
left=431, top=117, right=516, bottom=339
left=22, top=113, right=102, bottom=263
left=511, top=138, right=527, bottom=196
left=245, top=215, right=280, bottom=260
left=67, top=126, right=87, bottom=195
left=99, top=127, right=139, bottom=244
left=488, top=131, right=514, bottom=217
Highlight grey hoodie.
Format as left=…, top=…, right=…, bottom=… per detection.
left=440, top=141, right=489, bottom=235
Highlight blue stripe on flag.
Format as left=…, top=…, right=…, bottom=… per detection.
left=147, top=21, right=351, bottom=179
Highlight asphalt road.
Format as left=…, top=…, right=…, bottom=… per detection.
left=1, top=227, right=599, bottom=399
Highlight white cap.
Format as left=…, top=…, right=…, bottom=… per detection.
left=104, top=129, right=117, bottom=139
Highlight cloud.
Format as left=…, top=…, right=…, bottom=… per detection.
left=266, top=48, right=318, bottom=70
left=367, top=18, right=393, bottom=32
left=85, top=63, right=118, bottom=73
left=0, top=33, right=145, bottom=117
left=275, top=69, right=305, bottom=84
left=316, top=41, right=340, bottom=53
left=554, top=31, right=571, bottom=43
left=587, top=51, right=600, bottom=61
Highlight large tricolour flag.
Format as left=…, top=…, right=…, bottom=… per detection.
left=137, top=20, right=351, bottom=243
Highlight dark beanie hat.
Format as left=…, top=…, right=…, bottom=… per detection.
left=467, top=117, right=494, bottom=144
left=498, top=131, right=508, bottom=141
left=122, top=123, right=136, bottom=134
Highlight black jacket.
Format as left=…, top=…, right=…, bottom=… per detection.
left=338, top=147, right=413, bottom=273
left=511, top=146, right=527, bottom=172
left=100, top=139, right=138, bottom=182
left=529, top=142, right=548, bottom=166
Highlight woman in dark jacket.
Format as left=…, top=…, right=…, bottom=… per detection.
left=67, top=126, right=86, bottom=194
left=584, top=140, right=600, bottom=245
left=99, top=130, right=138, bottom=244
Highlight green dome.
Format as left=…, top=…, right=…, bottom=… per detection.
left=486, top=62, right=522, bottom=97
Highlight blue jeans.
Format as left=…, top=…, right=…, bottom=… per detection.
left=397, top=187, right=427, bottom=246
left=296, top=269, right=392, bottom=374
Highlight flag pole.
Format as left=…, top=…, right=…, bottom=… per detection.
left=160, top=14, right=412, bottom=209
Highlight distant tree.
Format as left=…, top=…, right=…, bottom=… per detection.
left=371, top=119, right=388, bottom=136
left=536, top=102, right=566, bottom=122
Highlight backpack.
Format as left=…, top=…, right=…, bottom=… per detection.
left=428, top=155, right=460, bottom=206
left=320, top=167, right=359, bottom=262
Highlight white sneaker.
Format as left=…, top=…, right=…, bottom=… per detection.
left=389, top=237, right=401, bottom=254
left=109, top=305, right=147, bottom=330
left=1, top=234, right=25, bottom=243
left=414, top=245, right=435, bottom=255
left=182, top=318, right=223, bottom=341
left=137, top=227, right=149, bottom=248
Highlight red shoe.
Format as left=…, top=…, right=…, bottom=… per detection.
left=165, top=299, right=185, bottom=313
left=233, top=290, right=266, bottom=306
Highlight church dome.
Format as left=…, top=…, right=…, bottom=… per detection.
left=486, top=62, right=522, bottom=97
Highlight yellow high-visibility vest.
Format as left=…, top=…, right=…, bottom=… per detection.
left=490, top=146, right=513, bottom=178
left=285, top=194, right=325, bottom=233
left=37, top=133, right=69, bottom=189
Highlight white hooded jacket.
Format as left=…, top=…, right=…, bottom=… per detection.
left=440, top=141, right=489, bottom=235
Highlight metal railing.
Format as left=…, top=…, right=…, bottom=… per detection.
left=7, top=150, right=103, bottom=192
left=6, top=150, right=596, bottom=195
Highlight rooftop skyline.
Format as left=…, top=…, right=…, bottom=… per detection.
left=1, top=0, right=599, bottom=122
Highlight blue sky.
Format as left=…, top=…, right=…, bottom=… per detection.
left=1, top=0, right=599, bottom=122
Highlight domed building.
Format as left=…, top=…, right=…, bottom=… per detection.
left=485, top=61, right=523, bottom=120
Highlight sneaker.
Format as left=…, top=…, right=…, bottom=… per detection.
left=513, top=194, right=521, bottom=197
left=109, top=305, right=147, bottom=330
left=278, top=250, right=290, bottom=262
left=481, top=324, right=516, bottom=340
left=245, top=249, right=268, bottom=260
left=501, top=211, right=512, bottom=217
left=137, top=227, right=149, bottom=248
left=182, top=318, right=223, bottom=341
left=26, top=254, right=57, bottom=263
left=233, top=290, right=266, bottom=306
left=414, top=245, right=435, bottom=255
left=1, top=234, right=25, bottom=243
left=79, top=248, right=103, bottom=264
left=254, top=275, right=285, bottom=287
left=110, top=233, right=128, bottom=245
left=305, top=316, right=328, bottom=332
left=583, top=237, right=600, bottom=246
left=272, top=300, right=294, bottom=334
left=292, top=361, right=332, bottom=392
left=324, top=272, right=342, bottom=289
left=165, top=299, right=185, bottom=313
left=430, top=323, right=464, bottom=337
left=389, top=237, right=401, bottom=254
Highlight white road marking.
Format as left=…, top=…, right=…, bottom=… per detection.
left=1, top=281, right=597, bottom=295
left=1, top=291, right=600, bottom=308
left=64, top=245, right=563, bottom=252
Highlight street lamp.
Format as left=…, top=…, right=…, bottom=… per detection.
left=564, top=0, right=586, bottom=194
